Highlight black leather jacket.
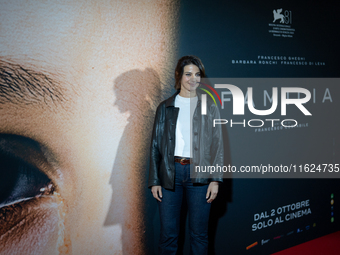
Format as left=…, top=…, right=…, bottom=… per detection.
left=148, top=90, right=224, bottom=190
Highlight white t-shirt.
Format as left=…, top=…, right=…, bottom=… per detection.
left=174, top=94, right=198, bottom=157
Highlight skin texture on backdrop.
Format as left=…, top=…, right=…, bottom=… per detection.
left=0, top=1, right=178, bottom=254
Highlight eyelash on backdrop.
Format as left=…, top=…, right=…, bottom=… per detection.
left=0, top=137, right=54, bottom=208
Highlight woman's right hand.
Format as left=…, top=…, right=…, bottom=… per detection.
left=151, top=185, right=162, bottom=202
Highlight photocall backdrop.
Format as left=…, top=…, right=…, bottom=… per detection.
left=0, top=0, right=339, bottom=255
left=145, top=0, right=340, bottom=254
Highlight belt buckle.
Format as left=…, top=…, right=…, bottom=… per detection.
left=180, top=158, right=186, bottom=165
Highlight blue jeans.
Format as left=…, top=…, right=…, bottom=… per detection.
left=158, top=162, right=211, bottom=255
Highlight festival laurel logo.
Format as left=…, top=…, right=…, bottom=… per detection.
left=269, top=8, right=295, bottom=38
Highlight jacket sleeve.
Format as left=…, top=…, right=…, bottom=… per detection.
left=209, top=103, right=224, bottom=183
left=148, top=104, right=163, bottom=188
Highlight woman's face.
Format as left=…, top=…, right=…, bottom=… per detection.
left=0, top=1, right=177, bottom=254
left=180, top=64, right=201, bottom=94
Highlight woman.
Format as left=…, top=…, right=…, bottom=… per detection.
left=149, top=55, right=224, bottom=254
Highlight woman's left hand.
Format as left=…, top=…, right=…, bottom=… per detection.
left=206, top=181, right=219, bottom=203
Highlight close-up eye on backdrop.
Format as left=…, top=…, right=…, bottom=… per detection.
left=0, top=135, right=54, bottom=206
left=0, top=0, right=178, bottom=254
left=0, top=134, right=63, bottom=254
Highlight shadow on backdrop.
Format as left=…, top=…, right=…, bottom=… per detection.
left=104, top=68, right=162, bottom=254
left=209, top=125, right=233, bottom=254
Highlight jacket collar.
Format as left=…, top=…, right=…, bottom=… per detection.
left=165, top=89, right=203, bottom=108
left=165, top=90, right=180, bottom=108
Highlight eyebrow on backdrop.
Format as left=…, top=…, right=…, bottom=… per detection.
left=0, top=60, right=66, bottom=106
